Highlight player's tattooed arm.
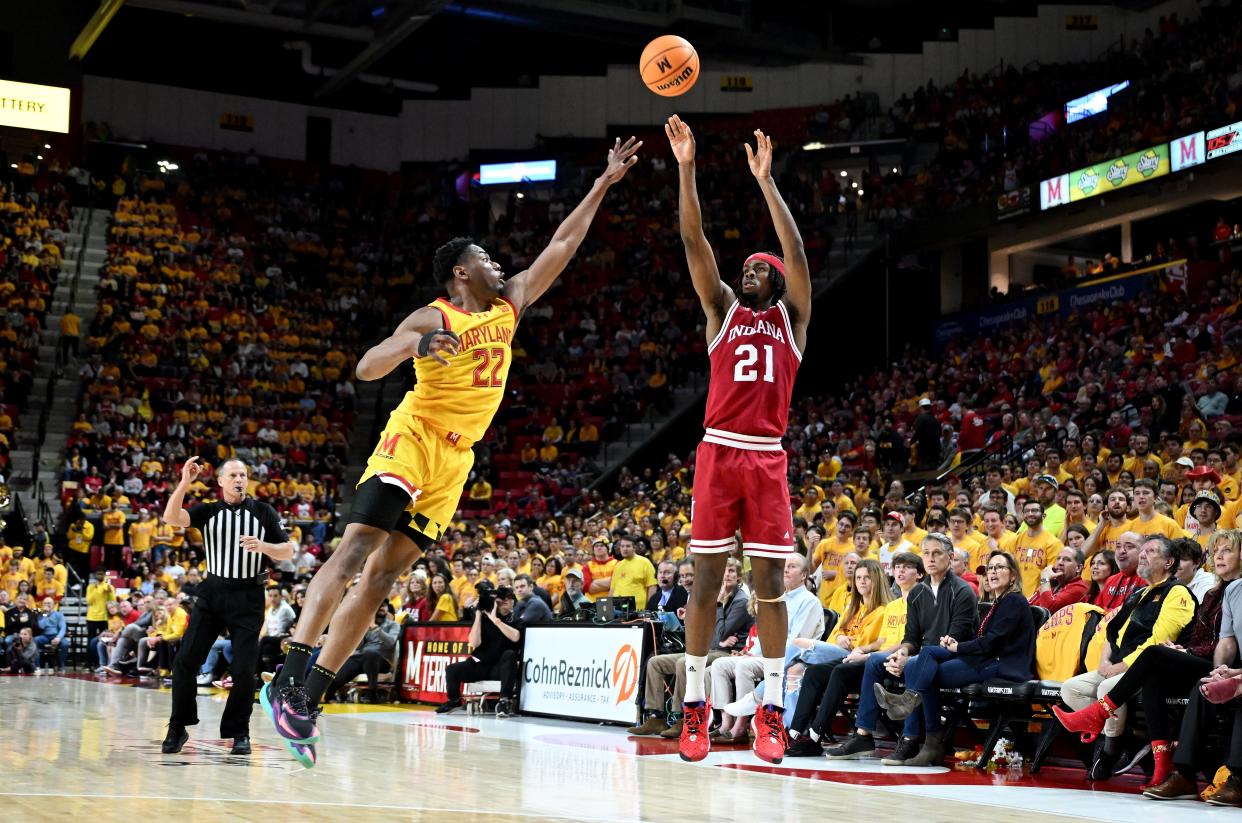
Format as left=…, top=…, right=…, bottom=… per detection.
left=355, top=306, right=461, bottom=380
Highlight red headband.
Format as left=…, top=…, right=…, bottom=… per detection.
left=744, top=252, right=785, bottom=275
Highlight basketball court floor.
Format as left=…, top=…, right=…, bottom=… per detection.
left=0, top=675, right=1222, bottom=821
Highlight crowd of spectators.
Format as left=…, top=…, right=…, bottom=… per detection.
left=58, top=153, right=398, bottom=575
left=0, top=531, right=71, bottom=673
left=0, top=168, right=73, bottom=476
left=52, top=110, right=862, bottom=573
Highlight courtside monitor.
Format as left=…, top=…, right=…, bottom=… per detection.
left=1064, top=81, right=1130, bottom=124
left=478, top=159, right=557, bottom=185
left=594, top=596, right=636, bottom=620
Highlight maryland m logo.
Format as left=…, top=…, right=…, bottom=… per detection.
left=377, top=432, right=400, bottom=457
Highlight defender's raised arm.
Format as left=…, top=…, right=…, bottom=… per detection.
left=502, top=136, right=641, bottom=312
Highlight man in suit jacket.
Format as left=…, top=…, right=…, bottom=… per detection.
left=647, top=561, right=689, bottom=614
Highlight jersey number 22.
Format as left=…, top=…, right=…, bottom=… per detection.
left=472, top=347, right=506, bottom=387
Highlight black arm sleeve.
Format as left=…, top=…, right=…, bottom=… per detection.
left=947, top=584, right=980, bottom=640
left=186, top=503, right=213, bottom=530
left=257, top=503, right=290, bottom=543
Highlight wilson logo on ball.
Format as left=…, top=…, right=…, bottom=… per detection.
left=640, top=35, right=700, bottom=97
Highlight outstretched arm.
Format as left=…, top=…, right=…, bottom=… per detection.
left=355, top=306, right=461, bottom=381
left=666, top=115, right=732, bottom=334
left=503, top=137, right=641, bottom=313
left=746, top=129, right=811, bottom=349
left=161, top=456, right=199, bottom=528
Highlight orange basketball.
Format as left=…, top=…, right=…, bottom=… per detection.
left=640, top=35, right=700, bottom=97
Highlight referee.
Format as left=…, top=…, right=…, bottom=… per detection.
left=160, top=456, right=294, bottom=755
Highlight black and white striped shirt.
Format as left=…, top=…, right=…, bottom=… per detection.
left=187, top=497, right=288, bottom=580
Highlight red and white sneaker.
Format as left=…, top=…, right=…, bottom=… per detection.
left=752, top=704, right=787, bottom=764
left=678, top=701, right=712, bottom=762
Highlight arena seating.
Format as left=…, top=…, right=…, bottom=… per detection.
left=0, top=166, right=73, bottom=477
left=46, top=7, right=1242, bottom=560
left=672, top=8, right=1242, bottom=236
left=63, top=153, right=389, bottom=550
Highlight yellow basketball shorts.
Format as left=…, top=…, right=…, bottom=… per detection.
left=354, top=411, right=474, bottom=541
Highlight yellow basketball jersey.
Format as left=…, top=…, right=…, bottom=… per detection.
left=1036, top=601, right=1105, bottom=681
left=393, top=296, right=517, bottom=443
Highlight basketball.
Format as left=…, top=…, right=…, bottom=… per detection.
left=640, top=34, right=700, bottom=97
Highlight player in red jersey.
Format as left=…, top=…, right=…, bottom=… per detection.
left=664, top=115, right=811, bottom=764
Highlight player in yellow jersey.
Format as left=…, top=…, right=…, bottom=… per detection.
left=264, top=137, right=642, bottom=767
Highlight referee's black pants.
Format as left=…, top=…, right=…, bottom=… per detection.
left=170, top=575, right=264, bottom=738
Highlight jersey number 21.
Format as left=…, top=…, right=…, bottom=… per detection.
left=733, top=343, right=774, bottom=383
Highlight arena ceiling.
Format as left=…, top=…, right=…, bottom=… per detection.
left=62, top=0, right=1165, bottom=113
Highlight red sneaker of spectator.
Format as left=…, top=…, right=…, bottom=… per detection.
left=678, top=701, right=711, bottom=762
left=751, top=704, right=787, bottom=764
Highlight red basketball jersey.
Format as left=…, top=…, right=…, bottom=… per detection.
left=703, top=299, right=801, bottom=441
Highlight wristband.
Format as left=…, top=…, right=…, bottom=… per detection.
left=417, top=329, right=450, bottom=358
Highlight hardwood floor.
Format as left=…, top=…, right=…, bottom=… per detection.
left=0, top=675, right=1213, bottom=822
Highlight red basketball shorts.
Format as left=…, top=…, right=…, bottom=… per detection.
left=688, top=433, right=795, bottom=559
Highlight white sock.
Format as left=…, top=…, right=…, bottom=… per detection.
left=684, top=655, right=708, bottom=703
left=808, top=729, right=820, bottom=742
left=761, top=657, right=784, bottom=709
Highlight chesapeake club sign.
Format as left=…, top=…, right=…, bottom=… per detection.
left=0, top=79, right=71, bottom=133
